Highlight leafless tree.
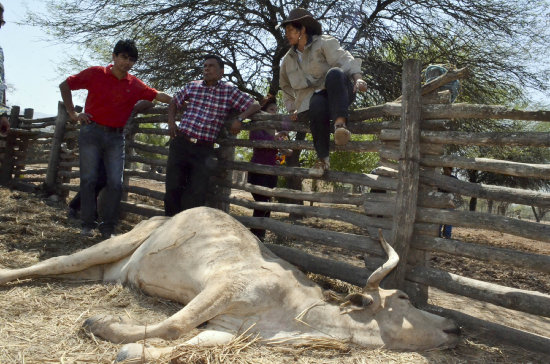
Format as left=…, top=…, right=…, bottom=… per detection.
left=30, top=0, right=550, bottom=104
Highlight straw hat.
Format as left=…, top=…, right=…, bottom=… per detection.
left=276, top=8, right=322, bottom=35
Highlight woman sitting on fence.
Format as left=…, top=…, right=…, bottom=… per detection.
left=278, top=8, right=368, bottom=177
left=247, top=95, right=291, bottom=241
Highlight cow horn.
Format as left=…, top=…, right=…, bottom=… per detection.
left=364, top=230, right=399, bottom=291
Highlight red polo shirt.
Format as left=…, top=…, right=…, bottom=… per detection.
left=66, top=65, right=158, bottom=128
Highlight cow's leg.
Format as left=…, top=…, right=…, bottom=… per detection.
left=84, top=280, right=237, bottom=343
left=115, top=330, right=235, bottom=362
left=0, top=216, right=169, bottom=285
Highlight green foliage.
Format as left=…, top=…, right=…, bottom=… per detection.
left=235, top=129, right=251, bottom=162
left=133, top=122, right=169, bottom=160
left=298, top=132, right=379, bottom=174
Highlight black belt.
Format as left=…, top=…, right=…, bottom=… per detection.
left=179, top=132, right=214, bottom=147
left=92, top=121, right=124, bottom=134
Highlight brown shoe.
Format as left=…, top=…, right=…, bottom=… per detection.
left=334, top=124, right=351, bottom=146
left=309, top=157, right=330, bottom=177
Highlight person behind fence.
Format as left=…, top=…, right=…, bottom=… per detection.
left=248, top=95, right=292, bottom=241
left=278, top=8, right=367, bottom=177
left=0, top=2, right=9, bottom=137
left=164, top=54, right=261, bottom=216
left=59, top=39, right=172, bottom=239
left=439, top=167, right=458, bottom=239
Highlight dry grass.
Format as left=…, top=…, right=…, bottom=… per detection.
left=1, top=187, right=549, bottom=363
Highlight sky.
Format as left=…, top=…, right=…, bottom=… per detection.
left=2, top=0, right=88, bottom=117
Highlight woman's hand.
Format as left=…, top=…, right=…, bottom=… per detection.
left=354, top=78, right=368, bottom=92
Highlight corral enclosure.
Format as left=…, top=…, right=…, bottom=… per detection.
left=0, top=60, right=549, bottom=357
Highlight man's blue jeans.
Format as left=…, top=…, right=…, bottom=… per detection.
left=78, top=123, right=125, bottom=235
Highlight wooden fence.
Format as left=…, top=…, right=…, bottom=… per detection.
left=1, top=59, right=549, bottom=353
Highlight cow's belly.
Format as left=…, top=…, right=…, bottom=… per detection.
left=121, top=209, right=267, bottom=304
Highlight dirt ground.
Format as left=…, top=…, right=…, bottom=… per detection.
left=0, top=186, right=549, bottom=363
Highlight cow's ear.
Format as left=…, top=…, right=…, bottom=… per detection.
left=339, top=293, right=374, bottom=314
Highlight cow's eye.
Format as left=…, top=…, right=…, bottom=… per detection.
left=398, top=294, right=409, bottom=300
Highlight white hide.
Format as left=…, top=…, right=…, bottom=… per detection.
left=0, top=207, right=459, bottom=362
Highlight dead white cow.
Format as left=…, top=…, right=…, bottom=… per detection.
left=0, top=207, right=459, bottom=361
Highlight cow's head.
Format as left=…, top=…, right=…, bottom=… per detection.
left=338, top=231, right=460, bottom=350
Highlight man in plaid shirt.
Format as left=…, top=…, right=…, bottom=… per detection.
left=165, top=54, right=260, bottom=216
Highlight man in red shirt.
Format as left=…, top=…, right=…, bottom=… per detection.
left=165, top=54, right=260, bottom=215
left=60, top=39, right=171, bottom=238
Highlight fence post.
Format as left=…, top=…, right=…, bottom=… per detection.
left=45, top=101, right=69, bottom=194
left=211, top=132, right=235, bottom=213
left=120, top=114, right=138, bottom=217
left=8, top=105, right=20, bottom=128
left=13, top=108, right=35, bottom=180
left=384, top=59, right=422, bottom=290
left=23, top=108, right=34, bottom=120
left=0, top=106, right=21, bottom=184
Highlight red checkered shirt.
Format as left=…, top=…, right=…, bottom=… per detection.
left=174, top=80, right=254, bottom=142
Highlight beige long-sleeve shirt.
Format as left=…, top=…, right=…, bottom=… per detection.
left=279, top=35, right=362, bottom=114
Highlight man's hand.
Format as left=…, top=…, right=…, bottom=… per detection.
left=167, top=119, right=178, bottom=138
left=229, top=120, right=242, bottom=135
left=0, top=115, right=9, bottom=136
left=69, top=111, right=93, bottom=125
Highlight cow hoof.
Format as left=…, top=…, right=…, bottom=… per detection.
left=83, top=314, right=132, bottom=341
left=84, top=314, right=133, bottom=329
left=116, top=343, right=169, bottom=362
left=116, top=343, right=144, bottom=362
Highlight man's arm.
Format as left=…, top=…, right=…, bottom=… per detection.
left=124, top=100, right=156, bottom=136
left=230, top=102, right=261, bottom=135
left=167, top=98, right=180, bottom=138
left=154, top=92, right=172, bottom=104
left=132, top=100, right=155, bottom=115
left=59, top=80, right=92, bottom=124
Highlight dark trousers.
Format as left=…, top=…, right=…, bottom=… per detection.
left=247, top=172, right=278, bottom=240
left=164, top=135, right=217, bottom=216
left=308, top=68, right=355, bottom=159
left=69, top=161, right=107, bottom=214
left=439, top=224, right=453, bottom=239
